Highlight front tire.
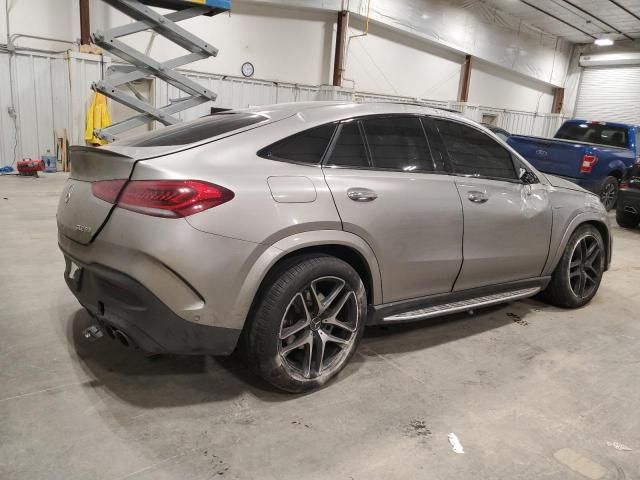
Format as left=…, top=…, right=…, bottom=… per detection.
left=616, top=209, right=640, bottom=229
left=242, top=255, right=366, bottom=393
left=599, top=176, right=618, bottom=211
left=542, top=225, right=605, bottom=308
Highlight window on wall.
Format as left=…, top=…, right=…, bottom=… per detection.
left=433, top=119, right=517, bottom=180
left=325, top=121, right=369, bottom=168
left=259, top=124, right=336, bottom=164
left=361, top=117, right=435, bottom=172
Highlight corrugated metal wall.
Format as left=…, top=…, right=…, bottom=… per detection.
left=0, top=50, right=567, bottom=166
left=0, top=51, right=108, bottom=166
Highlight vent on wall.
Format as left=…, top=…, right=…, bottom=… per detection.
left=580, top=53, right=640, bottom=67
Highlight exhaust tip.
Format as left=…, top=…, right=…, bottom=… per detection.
left=83, top=325, right=104, bottom=342
left=114, top=329, right=131, bottom=348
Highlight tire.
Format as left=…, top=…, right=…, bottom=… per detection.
left=599, top=176, right=619, bottom=211
left=616, top=209, right=640, bottom=229
left=542, top=224, right=605, bottom=309
left=241, top=255, right=367, bottom=393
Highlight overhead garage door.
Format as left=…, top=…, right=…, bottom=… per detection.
left=575, top=66, right=640, bottom=124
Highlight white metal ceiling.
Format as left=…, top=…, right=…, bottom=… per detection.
left=483, top=0, right=640, bottom=43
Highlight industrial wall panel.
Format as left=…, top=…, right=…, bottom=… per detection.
left=575, top=66, right=640, bottom=124
left=0, top=50, right=567, bottom=167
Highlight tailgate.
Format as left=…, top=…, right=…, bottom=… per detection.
left=57, top=147, right=135, bottom=245
left=508, top=136, right=586, bottom=178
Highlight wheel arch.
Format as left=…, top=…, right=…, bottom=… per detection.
left=543, top=214, right=611, bottom=276
left=231, top=230, right=383, bottom=332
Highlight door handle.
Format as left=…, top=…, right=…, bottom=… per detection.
left=467, top=191, right=489, bottom=204
left=347, top=188, right=378, bottom=202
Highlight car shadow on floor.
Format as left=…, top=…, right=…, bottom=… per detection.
left=69, top=298, right=547, bottom=407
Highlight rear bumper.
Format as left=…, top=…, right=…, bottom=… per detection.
left=618, top=188, right=640, bottom=214
left=63, top=252, right=241, bottom=355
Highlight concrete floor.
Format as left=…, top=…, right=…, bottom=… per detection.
left=1, top=172, right=639, bottom=480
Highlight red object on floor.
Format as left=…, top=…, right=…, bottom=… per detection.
left=17, top=159, right=45, bottom=175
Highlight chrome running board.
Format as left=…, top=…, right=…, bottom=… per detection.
left=383, top=287, right=540, bottom=322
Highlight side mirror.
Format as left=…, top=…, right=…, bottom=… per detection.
left=519, top=168, right=540, bottom=185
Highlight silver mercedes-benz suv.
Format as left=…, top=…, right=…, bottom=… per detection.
left=57, top=101, right=611, bottom=392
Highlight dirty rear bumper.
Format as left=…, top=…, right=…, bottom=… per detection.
left=63, top=252, right=241, bottom=355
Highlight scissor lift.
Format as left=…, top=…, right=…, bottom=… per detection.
left=91, top=0, right=230, bottom=141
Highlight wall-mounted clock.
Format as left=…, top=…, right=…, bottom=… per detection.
left=241, top=62, right=255, bottom=78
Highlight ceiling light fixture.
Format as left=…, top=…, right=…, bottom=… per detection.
left=594, top=38, right=614, bottom=46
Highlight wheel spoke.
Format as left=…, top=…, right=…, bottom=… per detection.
left=322, top=291, right=356, bottom=332
left=310, top=278, right=345, bottom=315
left=578, top=272, right=587, bottom=296
left=312, top=333, right=326, bottom=376
left=319, top=329, right=349, bottom=348
left=282, top=331, right=312, bottom=356
left=279, top=293, right=311, bottom=339
left=302, top=337, right=313, bottom=378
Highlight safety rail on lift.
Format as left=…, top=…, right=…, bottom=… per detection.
left=91, top=0, right=231, bottom=142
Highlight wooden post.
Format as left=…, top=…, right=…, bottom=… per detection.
left=552, top=87, right=565, bottom=114
left=80, top=0, right=91, bottom=45
left=332, top=11, right=349, bottom=87
left=458, top=55, right=472, bottom=103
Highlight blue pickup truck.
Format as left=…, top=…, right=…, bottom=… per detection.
left=507, top=120, right=640, bottom=210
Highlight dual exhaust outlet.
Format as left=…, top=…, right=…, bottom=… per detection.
left=83, top=324, right=133, bottom=348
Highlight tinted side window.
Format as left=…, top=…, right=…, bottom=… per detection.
left=434, top=119, right=517, bottom=180
left=361, top=117, right=434, bottom=172
left=260, top=124, right=336, bottom=164
left=326, top=122, right=369, bottom=168
left=117, top=113, right=265, bottom=147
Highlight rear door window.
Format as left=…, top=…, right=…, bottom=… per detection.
left=116, top=113, right=266, bottom=147
left=361, top=117, right=435, bottom=172
left=433, top=119, right=517, bottom=180
left=325, top=121, right=369, bottom=168
left=259, top=124, right=336, bottom=164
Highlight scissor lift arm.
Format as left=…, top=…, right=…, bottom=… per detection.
left=91, top=0, right=230, bottom=141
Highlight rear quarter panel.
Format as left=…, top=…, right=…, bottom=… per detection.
left=131, top=119, right=343, bottom=245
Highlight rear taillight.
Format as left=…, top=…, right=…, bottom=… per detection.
left=580, top=154, right=598, bottom=174
left=119, top=180, right=234, bottom=218
left=92, top=179, right=234, bottom=218
left=92, top=179, right=127, bottom=203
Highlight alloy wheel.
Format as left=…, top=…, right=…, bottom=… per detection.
left=568, top=234, right=603, bottom=299
left=278, top=276, right=359, bottom=379
left=600, top=182, right=617, bottom=210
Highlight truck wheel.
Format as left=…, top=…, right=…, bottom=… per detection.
left=616, top=209, right=640, bottom=229
left=599, top=176, right=618, bottom=211
left=241, top=255, right=366, bottom=393
left=542, top=224, right=605, bottom=309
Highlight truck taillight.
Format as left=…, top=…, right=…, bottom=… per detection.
left=580, top=154, right=598, bottom=174
left=92, top=180, right=234, bottom=218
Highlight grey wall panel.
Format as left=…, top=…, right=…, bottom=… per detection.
left=0, top=50, right=568, bottom=166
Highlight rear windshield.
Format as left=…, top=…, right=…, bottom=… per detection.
left=115, top=112, right=266, bottom=147
left=555, top=123, right=628, bottom=148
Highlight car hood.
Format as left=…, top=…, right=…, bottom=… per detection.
left=544, top=174, right=591, bottom=194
